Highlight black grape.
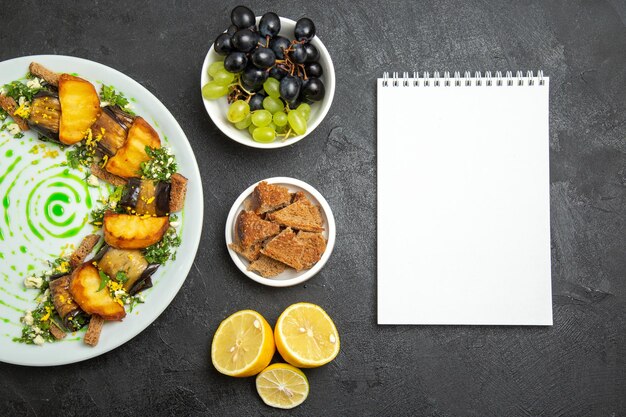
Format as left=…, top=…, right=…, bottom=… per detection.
left=231, top=5, right=255, bottom=29
left=270, top=36, right=291, bottom=59
left=249, top=93, right=266, bottom=111
left=294, top=17, right=316, bottom=41
left=242, top=66, right=269, bottom=91
left=224, top=52, right=248, bottom=73
left=251, top=47, right=276, bottom=69
left=301, top=78, right=325, bottom=101
left=303, top=43, right=319, bottom=63
left=288, top=43, right=307, bottom=64
left=214, top=33, right=233, bottom=55
left=269, top=66, right=288, bottom=80
left=226, top=25, right=238, bottom=36
left=279, top=76, right=301, bottom=101
left=232, top=29, right=259, bottom=53
left=305, top=62, right=323, bottom=78
left=259, top=12, right=281, bottom=37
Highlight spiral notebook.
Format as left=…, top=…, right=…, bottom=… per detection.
left=377, top=71, right=552, bottom=325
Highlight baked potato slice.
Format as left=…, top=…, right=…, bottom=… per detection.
left=105, top=117, right=161, bottom=178
left=103, top=211, right=169, bottom=249
left=58, top=74, right=101, bottom=145
left=69, top=263, right=126, bottom=321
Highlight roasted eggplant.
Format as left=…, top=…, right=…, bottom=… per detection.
left=27, top=91, right=61, bottom=141
left=69, top=263, right=126, bottom=320
left=120, top=178, right=171, bottom=216
left=49, top=275, right=89, bottom=331
left=105, top=117, right=160, bottom=178
left=103, top=211, right=169, bottom=249
left=96, top=245, right=159, bottom=295
left=58, top=74, right=101, bottom=145
left=91, top=106, right=134, bottom=156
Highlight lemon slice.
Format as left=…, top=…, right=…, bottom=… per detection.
left=211, top=310, right=275, bottom=377
left=274, top=302, right=340, bottom=368
left=256, top=363, right=309, bottom=409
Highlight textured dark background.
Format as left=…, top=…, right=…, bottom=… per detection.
left=1, top=0, right=625, bottom=416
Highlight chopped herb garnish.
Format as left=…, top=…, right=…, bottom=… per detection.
left=100, top=84, right=135, bottom=115
left=0, top=108, right=7, bottom=121
left=140, top=146, right=178, bottom=181
left=143, top=227, right=181, bottom=264
left=115, top=271, right=129, bottom=284
left=97, top=270, right=110, bottom=292
left=90, top=185, right=125, bottom=227
left=14, top=132, right=24, bottom=139
left=2, top=80, right=39, bottom=102
left=65, top=141, right=95, bottom=169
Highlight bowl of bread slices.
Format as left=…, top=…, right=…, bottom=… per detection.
left=226, top=178, right=335, bottom=287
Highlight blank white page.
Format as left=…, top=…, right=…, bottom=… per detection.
left=377, top=74, right=552, bottom=325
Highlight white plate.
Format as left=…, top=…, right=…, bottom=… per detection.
left=225, top=177, right=335, bottom=287
left=200, top=16, right=336, bottom=149
left=0, top=55, right=203, bottom=366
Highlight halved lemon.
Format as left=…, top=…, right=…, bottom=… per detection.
left=256, top=363, right=309, bottom=409
left=274, top=302, right=340, bottom=368
left=211, top=310, right=275, bottom=377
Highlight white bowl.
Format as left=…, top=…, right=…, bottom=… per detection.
left=200, top=17, right=335, bottom=149
left=225, top=177, right=336, bottom=287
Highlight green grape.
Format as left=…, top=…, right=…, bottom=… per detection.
left=202, top=81, right=228, bottom=100
left=263, top=96, right=283, bottom=114
left=213, top=68, right=234, bottom=86
left=273, top=111, right=288, bottom=127
left=248, top=124, right=257, bottom=136
left=275, top=122, right=288, bottom=133
left=208, top=61, right=225, bottom=77
left=296, top=103, right=311, bottom=120
left=227, top=100, right=250, bottom=123
left=253, top=126, right=276, bottom=143
left=263, top=78, right=281, bottom=98
left=268, top=122, right=277, bottom=131
left=287, top=110, right=307, bottom=135
left=234, top=114, right=252, bottom=130
left=251, top=110, right=272, bottom=127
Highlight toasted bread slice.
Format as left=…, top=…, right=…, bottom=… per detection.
left=248, top=255, right=289, bottom=278
left=229, top=242, right=262, bottom=262
left=0, top=95, right=29, bottom=131
left=250, top=181, right=291, bottom=214
left=291, top=191, right=308, bottom=204
left=90, top=163, right=127, bottom=187
left=70, top=234, right=100, bottom=269
left=261, top=228, right=327, bottom=271
left=267, top=199, right=324, bottom=232
left=84, top=314, right=105, bottom=346
left=29, top=62, right=59, bottom=87
left=296, top=231, right=327, bottom=269
left=169, top=173, right=188, bottom=213
left=49, top=322, right=66, bottom=340
left=236, top=210, right=280, bottom=248
left=260, top=228, right=306, bottom=270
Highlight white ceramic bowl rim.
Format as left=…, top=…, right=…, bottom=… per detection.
left=200, top=16, right=336, bottom=149
left=225, top=177, right=336, bottom=287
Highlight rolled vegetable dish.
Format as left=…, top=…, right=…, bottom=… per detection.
left=0, top=62, right=188, bottom=347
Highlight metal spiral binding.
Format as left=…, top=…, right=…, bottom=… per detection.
left=381, top=71, right=546, bottom=87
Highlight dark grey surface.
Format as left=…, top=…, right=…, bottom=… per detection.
left=1, top=1, right=625, bottom=416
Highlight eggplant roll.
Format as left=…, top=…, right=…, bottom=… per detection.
left=120, top=178, right=171, bottom=216
left=49, top=275, right=88, bottom=331
left=97, top=246, right=159, bottom=295
left=92, top=106, right=134, bottom=156
left=28, top=91, right=61, bottom=141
